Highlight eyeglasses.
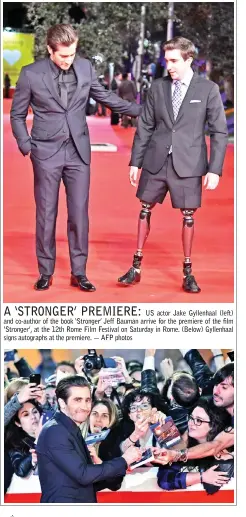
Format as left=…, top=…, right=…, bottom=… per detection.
left=189, top=415, right=210, bottom=426
left=129, top=403, right=152, bottom=412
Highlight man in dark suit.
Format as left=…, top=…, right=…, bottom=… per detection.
left=10, top=24, right=140, bottom=292
left=36, top=375, right=141, bottom=503
left=118, top=37, right=228, bottom=293
left=118, top=72, right=138, bottom=128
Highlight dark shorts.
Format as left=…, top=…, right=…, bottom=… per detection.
left=136, top=154, right=202, bottom=209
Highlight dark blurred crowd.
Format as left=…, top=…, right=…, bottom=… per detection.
left=4, top=348, right=234, bottom=497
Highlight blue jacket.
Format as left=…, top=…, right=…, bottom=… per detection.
left=36, top=411, right=127, bottom=503
left=157, top=463, right=188, bottom=491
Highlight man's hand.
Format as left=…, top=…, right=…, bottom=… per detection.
left=74, top=356, right=85, bottom=374
left=32, top=384, right=46, bottom=405
left=30, top=449, right=38, bottom=468
left=111, top=356, right=132, bottom=383
left=130, top=166, right=140, bottom=187
left=122, top=446, right=142, bottom=466
left=160, top=358, right=174, bottom=380
left=204, top=172, right=220, bottom=190
left=149, top=408, right=166, bottom=425
left=17, top=383, right=44, bottom=404
left=145, top=349, right=156, bottom=357
left=151, top=448, right=176, bottom=465
left=87, top=445, right=102, bottom=464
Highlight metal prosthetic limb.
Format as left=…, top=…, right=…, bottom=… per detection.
left=181, top=209, right=201, bottom=293
left=133, top=202, right=155, bottom=270
left=118, top=202, right=155, bottom=285
left=181, top=209, right=196, bottom=277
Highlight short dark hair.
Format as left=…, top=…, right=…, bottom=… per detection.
left=164, top=36, right=196, bottom=61
left=213, top=363, right=234, bottom=387
left=122, top=388, right=168, bottom=421
left=56, top=361, right=76, bottom=373
left=122, top=72, right=128, bottom=80
left=172, top=373, right=200, bottom=409
left=47, top=24, right=78, bottom=51
left=56, top=375, right=91, bottom=406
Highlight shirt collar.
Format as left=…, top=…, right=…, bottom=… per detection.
left=49, top=58, right=73, bottom=78
left=180, top=68, right=194, bottom=87
left=55, top=409, right=80, bottom=433
left=49, top=58, right=61, bottom=79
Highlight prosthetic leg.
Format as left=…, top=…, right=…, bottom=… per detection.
left=118, top=202, right=154, bottom=285
left=181, top=209, right=201, bottom=293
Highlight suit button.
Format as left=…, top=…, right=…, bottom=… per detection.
left=166, top=146, right=169, bottom=149
left=172, top=129, right=176, bottom=133
left=63, top=129, right=66, bottom=133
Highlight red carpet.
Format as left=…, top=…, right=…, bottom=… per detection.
left=5, top=489, right=234, bottom=504
left=3, top=100, right=234, bottom=303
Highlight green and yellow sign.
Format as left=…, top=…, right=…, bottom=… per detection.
left=3, top=32, right=34, bottom=86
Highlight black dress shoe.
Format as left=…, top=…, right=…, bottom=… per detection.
left=118, top=267, right=141, bottom=285
left=182, top=274, right=201, bottom=293
left=71, top=274, right=96, bottom=292
left=34, top=275, right=52, bottom=291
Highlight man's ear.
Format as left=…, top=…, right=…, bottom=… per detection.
left=58, top=397, right=66, bottom=411
left=199, top=387, right=202, bottom=394
left=47, top=45, right=52, bottom=56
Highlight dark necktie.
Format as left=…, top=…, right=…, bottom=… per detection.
left=58, top=70, right=68, bottom=107
left=172, top=80, right=182, bottom=120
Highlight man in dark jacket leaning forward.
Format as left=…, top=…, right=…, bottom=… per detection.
left=10, top=24, right=141, bottom=292
left=37, top=376, right=141, bottom=503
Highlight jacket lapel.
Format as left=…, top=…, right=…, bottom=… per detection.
left=174, top=72, right=199, bottom=124
left=42, top=58, right=66, bottom=109
left=163, top=77, right=174, bottom=124
left=55, top=411, right=92, bottom=463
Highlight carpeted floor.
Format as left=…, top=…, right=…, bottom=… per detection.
left=3, top=102, right=234, bottom=302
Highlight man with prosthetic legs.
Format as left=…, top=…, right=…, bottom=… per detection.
left=118, top=37, right=228, bottom=293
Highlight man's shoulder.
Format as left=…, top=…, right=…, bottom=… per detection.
left=74, top=56, right=92, bottom=71
left=22, top=58, right=48, bottom=73
left=194, top=74, right=219, bottom=91
left=38, top=416, right=62, bottom=441
left=153, top=77, right=166, bottom=87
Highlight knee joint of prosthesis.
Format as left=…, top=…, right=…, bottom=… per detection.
left=140, top=202, right=154, bottom=224
left=181, top=209, right=196, bottom=228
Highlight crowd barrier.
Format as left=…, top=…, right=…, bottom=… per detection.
left=5, top=467, right=234, bottom=504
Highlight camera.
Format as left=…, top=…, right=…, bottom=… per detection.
left=83, top=349, right=117, bottom=372
left=83, top=349, right=103, bottom=372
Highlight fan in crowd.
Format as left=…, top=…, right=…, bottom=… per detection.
left=4, top=348, right=234, bottom=502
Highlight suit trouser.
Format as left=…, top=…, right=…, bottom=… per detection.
left=30, top=139, right=90, bottom=276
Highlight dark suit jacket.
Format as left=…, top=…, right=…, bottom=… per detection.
left=130, top=72, right=228, bottom=177
left=36, top=411, right=127, bottom=503
left=10, top=56, right=141, bottom=162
